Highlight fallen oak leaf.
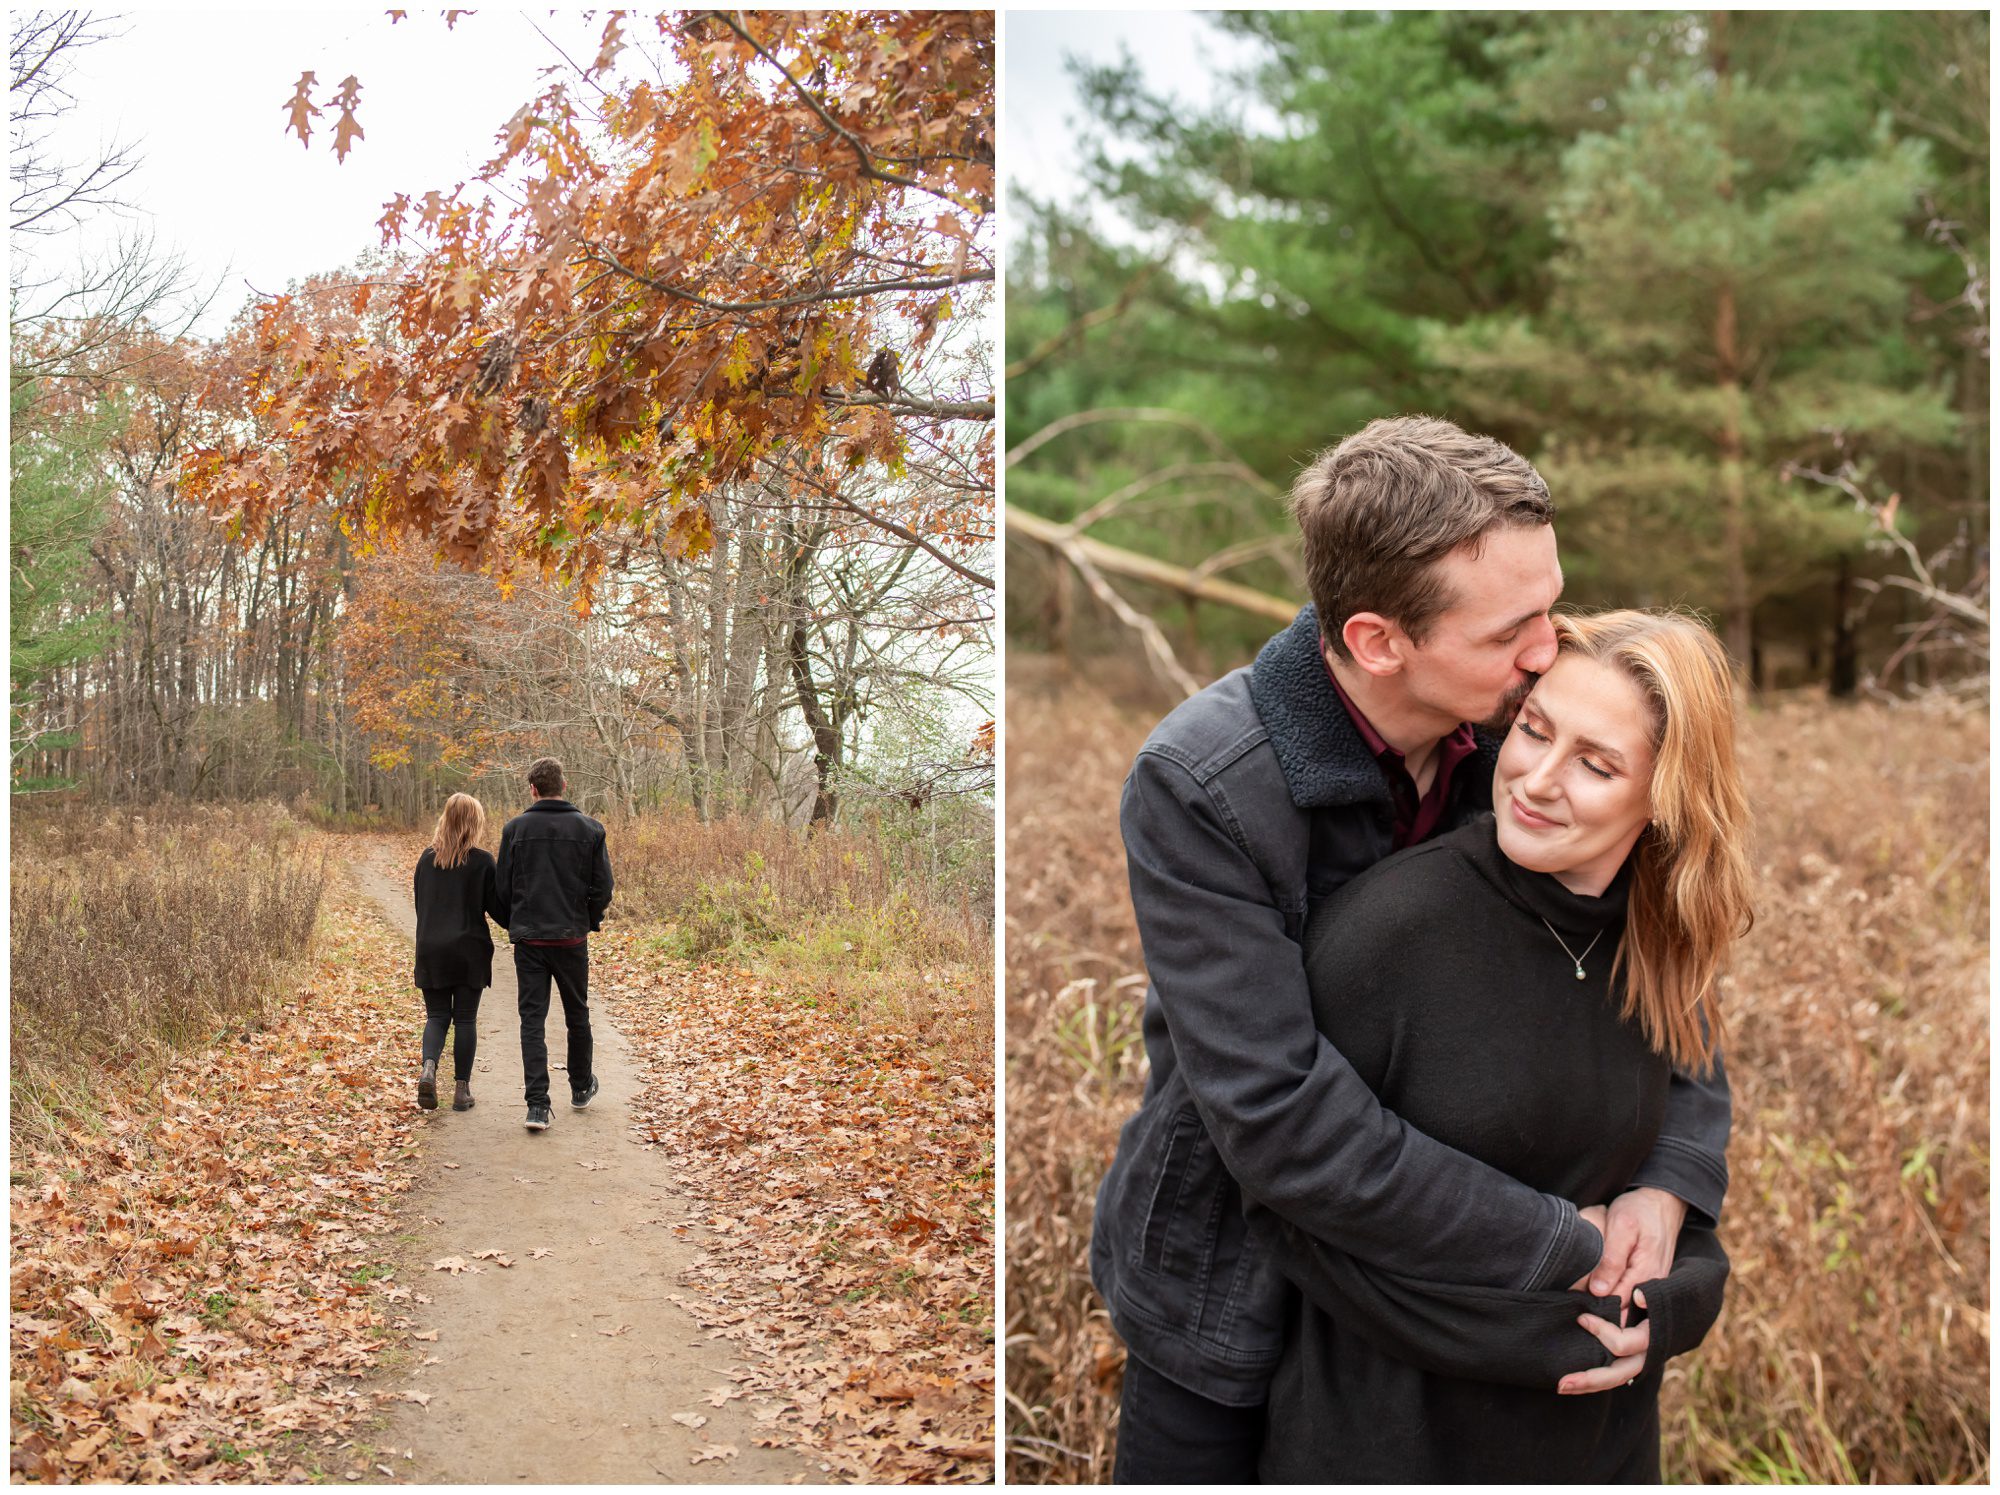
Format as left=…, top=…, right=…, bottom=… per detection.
left=689, top=1444, right=737, bottom=1465
left=471, top=1249, right=514, bottom=1268
left=670, top=1412, right=707, bottom=1430
left=596, top=1323, right=632, bottom=1337
left=529, top=1247, right=554, bottom=1259
left=431, top=1257, right=468, bottom=1274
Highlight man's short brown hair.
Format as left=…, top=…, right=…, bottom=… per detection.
left=526, top=757, right=565, bottom=797
left=1291, top=415, right=1554, bottom=660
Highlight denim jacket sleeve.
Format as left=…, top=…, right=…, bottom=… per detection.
left=1122, top=749, right=1604, bottom=1292
left=1252, top=1208, right=1729, bottom=1387
left=587, top=827, right=613, bottom=930
left=483, top=855, right=509, bottom=931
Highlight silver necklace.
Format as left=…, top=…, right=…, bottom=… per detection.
left=1540, top=917, right=1607, bottom=981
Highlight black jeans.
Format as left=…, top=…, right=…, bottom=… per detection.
left=515, top=941, right=592, bottom=1107
left=420, top=984, right=482, bottom=1082
left=1112, top=1352, right=1264, bottom=1485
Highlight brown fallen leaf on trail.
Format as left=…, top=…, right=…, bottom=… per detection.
left=431, top=1256, right=468, bottom=1274
left=512, top=1175, right=542, bottom=1186
left=689, top=1444, right=738, bottom=1464
left=577, top=1160, right=607, bottom=1171
left=706, top=1385, right=743, bottom=1408
left=396, top=1390, right=431, bottom=1407
left=597, top=1324, right=632, bottom=1337
left=412, top=1330, right=438, bottom=1342
left=62, top=1427, right=112, bottom=1466
left=671, top=1412, right=708, bottom=1430
left=442, top=1162, right=460, bottom=1170
left=471, top=1250, right=514, bottom=1268
left=529, top=1247, right=554, bottom=1259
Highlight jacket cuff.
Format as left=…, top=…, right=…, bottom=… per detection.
left=1625, top=1137, right=1729, bottom=1228
left=1636, top=1234, right=1730, bottom=1375
left=1525, top=1196, right=1603, bottom=1292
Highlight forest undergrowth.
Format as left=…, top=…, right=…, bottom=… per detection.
left=11, top=803, right=326, bottom=1151
left=1003, top=654, right=1989, bottom=1485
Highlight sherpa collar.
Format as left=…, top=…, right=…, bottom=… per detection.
left=1248, top=604, right=1502, bottom=812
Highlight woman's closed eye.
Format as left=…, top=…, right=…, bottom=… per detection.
left=1517, top=718, right=1616, bottom=780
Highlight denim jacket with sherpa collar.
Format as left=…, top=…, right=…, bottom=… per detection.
left=1089, top=605, right=1732, bottom=1406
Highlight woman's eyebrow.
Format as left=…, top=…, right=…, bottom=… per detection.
left=1529, top=705, right=1628, bottom=765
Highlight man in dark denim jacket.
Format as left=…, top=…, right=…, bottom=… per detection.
left=1091, top=418, right=1731, bottom=1481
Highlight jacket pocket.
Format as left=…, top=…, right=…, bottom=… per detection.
left=1136, top=1106, right=1206, bottom=1278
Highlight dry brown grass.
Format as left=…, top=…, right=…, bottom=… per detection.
left=1003, top=656, right=1989, bottom=1484
left=11, top=800, right=328, bottom=1148
left=607, top=807, right=994, bottom=1069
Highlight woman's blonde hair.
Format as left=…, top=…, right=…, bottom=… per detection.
left=1553, top=610, right=1754, bottom=1075
left=430, top=793, right=486, bottom=870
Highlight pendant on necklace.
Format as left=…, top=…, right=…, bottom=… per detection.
left=1574, top=966, right=1586, bottom=981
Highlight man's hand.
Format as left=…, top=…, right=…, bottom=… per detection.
left=1558, top=1290, right=1652, bottom=1394
left=1590, top=1187, right=1687, bottom=1318
left=1568, top=1203, right=1609, bottom=1291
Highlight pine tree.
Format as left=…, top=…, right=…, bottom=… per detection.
left=10, top=371, right=118, bottom=787
left=1437, top=12, right=1958, bottom=674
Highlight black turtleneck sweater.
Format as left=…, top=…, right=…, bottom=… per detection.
left=1255, top=814, right=1729, bottom=1484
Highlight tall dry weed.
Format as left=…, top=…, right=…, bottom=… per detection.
left=608, top=807, right=993, bottom=1065
left=11, top=800, right=328, bottom=1146
left=1003, top=659, right=1989, bottom=1484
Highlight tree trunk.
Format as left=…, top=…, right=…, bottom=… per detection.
left=1710, top=12, right=1754, bottom=683
left=787, top=619, right=841, bottom=830
left=1828, top=553, right=1859, bottom=698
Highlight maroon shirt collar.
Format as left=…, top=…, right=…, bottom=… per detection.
left=1323, top=648, right=1479, bottom=848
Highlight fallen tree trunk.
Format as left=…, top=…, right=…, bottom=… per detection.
left=1005, top=506, right=1298, bottom=624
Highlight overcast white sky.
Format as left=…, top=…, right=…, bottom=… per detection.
left=1003, top=9, right=1270, bottom=242
left=13, top=9, right=618, bottom=338
left=15, top=10, right=1269, bottom=333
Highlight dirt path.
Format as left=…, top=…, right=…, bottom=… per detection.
left=346, top=851, right=811, bottom=1484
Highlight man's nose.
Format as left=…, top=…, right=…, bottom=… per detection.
left=1519, top=617, right=1558, bottom=675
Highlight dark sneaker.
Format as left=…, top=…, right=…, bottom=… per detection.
left=453, top=1081, right=475, bottom=1112
left=417, top=1059, right=439, bottom=1111
left=525, top=1105, right=552, bottom=1131
left=570, top=1075, right=600, bottom=1110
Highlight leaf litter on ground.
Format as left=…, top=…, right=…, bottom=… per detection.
left=597, top=930, right=995, bottom=1482
left=10, top=858, right=435, bottom=1483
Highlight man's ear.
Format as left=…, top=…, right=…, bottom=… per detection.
left=1341, top=611, right=1408, bottom=679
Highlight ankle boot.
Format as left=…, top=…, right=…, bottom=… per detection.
left=452, top=1080, right=475, bottom=1112
left=417, top=1058, right=439, bottom=1110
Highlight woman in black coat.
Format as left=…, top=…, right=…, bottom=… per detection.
left=1257, top=610, right=1754, bottom=1482
left=413, top=793, right=508, bottom=1112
